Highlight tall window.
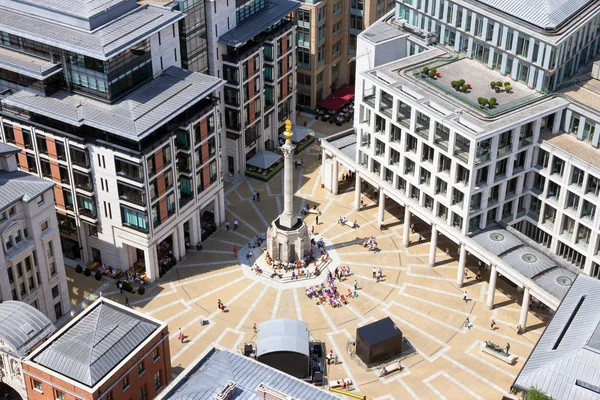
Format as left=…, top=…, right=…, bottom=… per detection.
left=121, top=207, right=149, bottom=232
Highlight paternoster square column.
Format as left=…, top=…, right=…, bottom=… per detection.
left=279, top=120, right=298, bottom=229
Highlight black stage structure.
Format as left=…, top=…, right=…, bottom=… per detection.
left=355, top=317, right=403, bottom=365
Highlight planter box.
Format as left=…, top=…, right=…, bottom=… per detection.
left=481, top=343, right=517, bottom=364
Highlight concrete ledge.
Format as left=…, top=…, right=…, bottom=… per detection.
left=481, top=343, right=518, bottom=364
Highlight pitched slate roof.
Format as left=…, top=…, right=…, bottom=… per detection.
left=16, top=0, right=128, bottom=19
left=2, top=67, right=224, bottom=141
left=0, top=301, right=55, bottom=358
left=514, top=274, right=600, bottom=399
left=0, top=4, right=183, bottom=59
left=160, top=349, right=339, bottom=400
left=473, top=0, right=592, bottom=30
left=0, top=170, right=55, bottom=212
left=32, top=300, right=160, bottom=387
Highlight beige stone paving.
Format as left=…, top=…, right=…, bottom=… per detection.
left=65, top=141, right=548, bottom=399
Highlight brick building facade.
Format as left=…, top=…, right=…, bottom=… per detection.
left=22, top=298, right=171, bottom=400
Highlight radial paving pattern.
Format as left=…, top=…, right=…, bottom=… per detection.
left=68, top=140, right=552, bottom=400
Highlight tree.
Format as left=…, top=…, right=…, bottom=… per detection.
left=527, top=387, right=551, bottom=400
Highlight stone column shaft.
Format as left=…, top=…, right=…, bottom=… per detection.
left=332, top=158, right=339, bottom=195
left=428, top=224, right=438, bottom=268
left=354, top=172, right=361, bottom=211
left=486, top=264, right=497, bottom=310
left=402, top=206, right=411, bottom=247
left=280, top=142, right=297, bottom=228
left=520, top=287, right=530, bottom=332
left=378, top=189, right=386, bottom=229
left=456, top=244, right=467, bottom=288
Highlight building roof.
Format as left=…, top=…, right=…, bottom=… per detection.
left=325, top=130, right=357, bottom=161
left=30, top=298, right=161, bottom=388
left=0, top=142, right=21, bottom=156
left=2, top=67, right=223, bottom=141
left=256, top=319, right=309, bottom=357
left=218, top=0, right=300, bottom=48
left=513, top=274, right=600, bottom=399
left=501, top=247, right=557, bottom=279
left=473, top=0, right=591, bottom=30
left=0, top=301, right=55, bottom=358
left=0, top=4, right=183, bottom=60
left=0, top=170, right=55, bottom=212
left=158, top=348, right=339, bottom=400
left=0, top=47, right=62, bottom=80
left=357, top=317, right=402, bottom=345
left=16, top=0, right=129, bottom=19
left=470, top=229, right=523, bottom=256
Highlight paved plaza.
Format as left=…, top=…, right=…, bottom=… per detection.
left=66, top=141, right=550, bottom=400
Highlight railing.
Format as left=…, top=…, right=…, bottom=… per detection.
left=434, top=132, right=449, bottom=151
left=497, top=144, right=512, bottom=157
left=363, top=89, right=375, bottom=107
left=415, top=121, right=430, bottom=140
left=519, top=136, right=534, bottom=148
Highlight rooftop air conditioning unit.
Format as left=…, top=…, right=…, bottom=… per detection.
left=397, top=18, right=407, bottom=28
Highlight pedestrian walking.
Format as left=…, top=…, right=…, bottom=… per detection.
left=490, top=319, right=496, bottom=330
left=256, top=191, right=260, bottom=201
left=376, top=270, right=381, bottom=283
left=463, top=291, right=468, bottom=302
left=316, top=215, right=319, bottom=225
left=125, top=297, right=129, bottom=307
left=354, top=280, right=359, bottom=290
left=234, top=219, right=238, bottom=231
left=333, top=354, right=339, bottom=365
left=418, top=232, right=423, bottom=243
left=410, top=222, right=415, bottom=233
left=178, top=328, right=183, bottom=342
left=311, top=225, right=315, bottom=234
left=233, top=246, right=238, bottom=257
left=464, top=268, right=468, bottom=280
left=476, top=270, right=481, bottom=280
left=373, top=267, right=376, bottom=279
left=378, top=267, right=382, bottom=279
left=225, top=221, right=230, bottom=231
left=505, top=343, right=511, bottom=355
left=516, top=325, right=522, bottom=335
left=119, top=282, right=123, bottom=294
left=445, top=247, right=450, bottom=256
left=252, top=191, right=256, bottom=201
left=464, top=318, right=470, bottom=329
left=253, top=323, right=257, bottom=333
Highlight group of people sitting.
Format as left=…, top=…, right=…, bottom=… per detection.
left=363, top=237, right=379, bottom=252
left=337, top=216, right=359, bottom=229
left=305, top=278, right=358, bottom=308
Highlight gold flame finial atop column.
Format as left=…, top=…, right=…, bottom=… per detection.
left=284, top=120, right=293, bottom=142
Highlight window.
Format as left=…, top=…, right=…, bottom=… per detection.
left=52, top=285, right=59, bottom=299
left=138, top=362, right=145, bottom=375
left=54, top=389, right=65, bottom=400
left=37, top=195, right=44, bottom=205
left=32, top=379, right=42, bottom=392
left=49, top=262, right=57, bottom=277
left=332, top=41, right=341, bottom=58
left=333, top=21, right=341, bottom=37
left=140, top=385, right=147, bottom=400
left=333, top=1, right=342, bottom=16
left=123, top=375, right=130, bottom=390
left=41, top=220, right=49, bottom=231
left=153, top=348, right=160, bottom=361
left=46, top=241, right=53, bottom=257
left=154, top=371, right=162, bottom=391
left=5, top=236, right=12, bottom=250
left=121, top=206, right=149, bottom=232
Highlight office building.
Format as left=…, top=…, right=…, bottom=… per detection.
left=0, top=0, right=226, bottom=281
left=321, top=0, right=600, bottom=331
left=296, top=0, right=396, bottom=110
left=23, top=297, right=171, bottom=400
left=0, top=144, right=70, bottom=322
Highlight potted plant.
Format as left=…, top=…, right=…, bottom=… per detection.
left=478, top=97, right=488, bottom=108
left=458, top=79, right=465, bottom=87
left=95, top=270, right=102, bottom=281
left=489, top=97, right=497, bottom=108
left=76, top=264, right=83, bottom=274
left=138, top=286, right=145, bottom=295
left=428, top=69, right=436, bottom=78
left=422, top=66, right=430, bottom=76
left=451, top=80, right=459, bottom=90
left=435, top=71, right=441, bottom=78
left=504, top=82, right=511, bottom=87
left=84, top=268, right=91, bottom=277
left=460, top=84, right=469, bottom=92
left=505, top=85, right=512, bottom=93
left=490, top=81, right=496, bottom=89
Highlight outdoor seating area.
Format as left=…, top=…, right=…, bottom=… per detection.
left=315, top=84, right=355, bottom=126
left=88, top=261, right=124, bottom=279
left=246, top=150, right=284, bottom=181
left=305, top=267, right=358, bottom=308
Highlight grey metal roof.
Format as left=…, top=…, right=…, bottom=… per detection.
left=532, top=267, right=577, bottom=300
left=327, top=132, right=357, bottom=161
left=218, top=0, right=301, bottom=48
left=0, top=301, right=55, bottom=358
left=501, top=247, right=556, bottom=278
left=514, top=274, right=600, bottom=399
left=32, top=300, right=160, bottom=387
left=471, top=228, right=523, bottom=256
left=473, top=0, right=592, bottom=30
left=2, top=67, right=224, bottom=141
left=361, top=20, right=406, bottom=44
left=15, top=0, right=128, bottom=19
left=0, top=47, right=62, bottom=80
left=161, top=348, right=338, bottom=400
left=0, top=142, right=21, bottom=156
left=257, top=319, right=309, bottom=357
left=0, top=169, right=55, bottom=212
left=0, top=4, right=184, bottom=60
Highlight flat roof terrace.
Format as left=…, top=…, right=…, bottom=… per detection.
left=412, top=58, right=543, bottom=117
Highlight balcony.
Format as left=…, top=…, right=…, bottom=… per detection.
left=497, top=144, right=512, bottom=158
left=363, top=88, right=375, bottom=107
left=434, top=130, right=449, bottom=151
left=454, top=142, right=470, bottom=163
left=175, top=129, right=191, bottom=151
left=415, top=120, right=430, bottom=140
left=519, top=136, right=534, bottom=149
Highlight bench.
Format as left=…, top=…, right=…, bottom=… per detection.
left=307, top=209, right=320, bottom=214
left=480, top=343, right=518, bottom=365
left=339, top=220, right=357, bottom=229
left=381, top=364, right=403, bottom=376
left=329, top=379, right=353, bottom=389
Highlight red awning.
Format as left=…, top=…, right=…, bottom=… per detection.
left=318, top=84, right=355, bottom=111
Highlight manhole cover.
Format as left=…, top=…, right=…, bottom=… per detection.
left=489, top=232, right=504, bottom=241
left=556, top=276, right=573, bottom=287
left=521, top=253, right=537, bottom=263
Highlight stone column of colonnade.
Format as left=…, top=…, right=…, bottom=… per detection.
left=354, top=172, right=361, bottom=211
left=520, top=287, right=530, bottom=333
left=378, top=189, right=385, bottom=229
left=456, top=244, right=467, bottom=288
left=486, top=264, right=498, bottom=310
left=332, top=157, right=339, bottom=195
left=402, top=206, right=410, bottom=248
left=428, top=224, right=438, bottom=268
